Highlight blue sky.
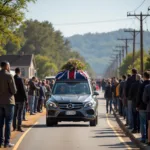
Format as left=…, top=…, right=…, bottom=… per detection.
left=25, top=0, right=150, bottom=36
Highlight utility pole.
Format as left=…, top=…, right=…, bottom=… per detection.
left=127, top=11, right=150, bottom=75
left=117, top=39, right=133, bottom=56
left=113, top=49, right=122, bottom=66
left=110, top=54, right=119, bottom=77
left=124, top=29, right=140, bottom=67
left=116, top=46, right=126, bottom=59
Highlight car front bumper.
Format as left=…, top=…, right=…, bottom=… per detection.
left=46, top=107, right=97, bottom=122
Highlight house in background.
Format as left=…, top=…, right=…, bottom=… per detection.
left=0, top=54, right=36, bottom=79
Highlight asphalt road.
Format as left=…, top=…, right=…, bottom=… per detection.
left=13, top=92, right=139, bottom=150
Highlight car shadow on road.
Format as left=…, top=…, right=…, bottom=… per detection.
left=22, top=123, right=89, bottom=128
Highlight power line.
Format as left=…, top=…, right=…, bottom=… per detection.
left=54, top=18, right=133, bottom=26
left=134, top=0, right=146, bottom=12
left=128, top=0, right=146, bottom=13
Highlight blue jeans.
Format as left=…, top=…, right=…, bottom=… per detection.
left=0, top=105, right=14, bottom=145
left=139, top=111, right=147, bottom=141
left=28, top=95, right=35, bottom=115
left=34, top=96, right=39, bottom=113
left=118, top=99, right=123, bottom=116
left=106, top=99, right=112, bottom=113
left=128, top=100, right=133, bottom=129
left=113, top=98, right=117, bottom=111
left=23, top=107, right=26, bottom=120
left=13, top=102, right=24, bottom=129
left=124, top=106, right=128, bottom=124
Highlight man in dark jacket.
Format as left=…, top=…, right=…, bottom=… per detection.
left=143, top=76, right=150, bottom=146
left=13, top=68, right=27, bottom=132
left=126, top=69, right=137, bottom=130
left=136, top=71, right=150, bottom=143
left=104, top=80, right=112, bottom=114
left=28, top=77, right=40, bottom=115
left=123, top=74, right=131, bottom=126
left=129, top=74, right=142, bottom=133
left=38, top=81, right=47, bottom=112
left=119, top=75, right=126, bottom=118
left=0, top=62, right=17, bottom=148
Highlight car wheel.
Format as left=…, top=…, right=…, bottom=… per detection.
left=90, top=117, right=97, bottom=127
left=46, top=118, right=55, bottom=126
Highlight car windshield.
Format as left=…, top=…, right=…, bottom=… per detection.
left=53, top=82, right=91, bottom=95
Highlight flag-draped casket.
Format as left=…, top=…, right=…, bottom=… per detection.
left=56, top=70, right=89, bottom=80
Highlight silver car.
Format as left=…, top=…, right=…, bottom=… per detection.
left=46, top=79, right=99, bottom=126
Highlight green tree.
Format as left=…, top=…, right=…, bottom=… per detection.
left=35, top=55, right=58, bottom=79
left=0, top=0, right=35, bottom=55
left=145, top=50, right=150, bottom=70
left=119, top=50, right=148, bottom=75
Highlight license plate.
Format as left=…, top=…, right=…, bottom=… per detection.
left=66, top=111, right=76, bottom=115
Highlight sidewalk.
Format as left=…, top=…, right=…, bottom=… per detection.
left=113, top=109, right=149, bottom=150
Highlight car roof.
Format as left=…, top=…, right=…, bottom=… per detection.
left=55, top=79, right=91, bottom=83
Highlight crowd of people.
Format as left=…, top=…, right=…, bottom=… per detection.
left=0, top=61, right=54, bottom=148
left=104, top=68, right=150, bottom=146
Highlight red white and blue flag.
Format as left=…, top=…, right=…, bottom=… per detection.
left=56, top=70, right=89, bottom=80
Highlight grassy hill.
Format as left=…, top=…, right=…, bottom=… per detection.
left=67, top=29, right=150, bottom=75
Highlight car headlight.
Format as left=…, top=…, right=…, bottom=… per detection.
left=49, top=102, right=57, bottom=108
left=84, top=101, right=95, bottom=108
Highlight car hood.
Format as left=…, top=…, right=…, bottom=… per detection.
left=50, top=94, right=91, bottom=103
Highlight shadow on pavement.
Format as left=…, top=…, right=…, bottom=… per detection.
left=98, top=113, right=114, bottom=119
left=92, top=135, right=118, bottom=138
left=99, top=141, right=137, bottom=149
left=23, top=123, right=89, bottom=128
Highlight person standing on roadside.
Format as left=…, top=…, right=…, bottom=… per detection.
left=28, top=77, right=40, bottom=115
left=45, top=80, right=52, bottom=107
left=23, top=78, right=28, bottom=121
left=13, top=68, right=27, bottom=132
left=126, top=69, right=137, bottom=130
left=50, top=80, right=55, bottom=89
left=0, top=61, right=17, bottom=148
left=104, top=79, right=113, bottom=114
left=143, top=72, right=150, bottom=146
left=129, top=74, right=143, bottom=133
left=38, top=81, right=47, bottom=112
left=137, top=71, right=150, bottom=143
left=34, top=78, right=40, bottom=113
left=119, top=75, right=127, bottom=119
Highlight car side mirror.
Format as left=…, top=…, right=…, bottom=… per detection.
left=93, top=91, right=99, bottom=96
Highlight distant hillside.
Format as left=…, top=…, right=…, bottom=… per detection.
left=67, top=29, right=150, bottom=75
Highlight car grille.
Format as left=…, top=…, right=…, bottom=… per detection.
left=58, top=103, right=84, bottom=110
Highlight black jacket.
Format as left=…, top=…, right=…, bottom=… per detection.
left=28, top=80, right=40, bottom=96
left=143, top=84, right=150, bottom=112
left=129, top=80, right=143, bottom=106
left=104, top=85, right=112, bottom=99
left=125, top=74, right=136, bottom=98
left=119, top=80, right=126, bottom=98
left=136, top=80, right=150, bottom=110
left=14, top=75, right=27, bottom=102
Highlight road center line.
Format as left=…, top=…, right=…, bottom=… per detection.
left=106, top=114, right=132, bottom=150
left=12, top=122, right=38, bottom=150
